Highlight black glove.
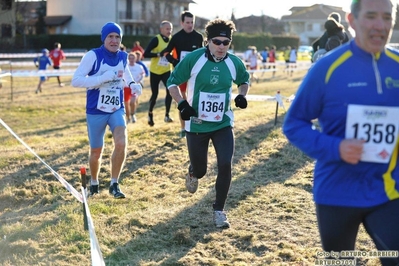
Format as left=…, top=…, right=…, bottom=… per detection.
left=178, top=100, right=197, bottom=120
left=172, top=59, right=179, bottom=67
left=234, top=95, right=247, bottom=109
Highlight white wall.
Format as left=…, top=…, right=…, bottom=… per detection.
left=47, top=0, right=117, bottom=35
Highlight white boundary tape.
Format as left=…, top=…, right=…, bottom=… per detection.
left=0, top=72, right=11, bottom=78
left=0, top=68, right=76, bottom=78
left=247, top=66, right=310, bottom=73
left=232, top=93, right=295, bottom=102
left=7, top=62, right=81, bottom=67
left=0, top=118, right=83, bottom=203
left=81, top=187, right=105, bottom=266
left=0, top=65, right=309, bottom=78
left=1, top=117, right=105, bottom=263
left=0, top=52, right=86, bottom=59
left=10, top=69, right=76, bottom=77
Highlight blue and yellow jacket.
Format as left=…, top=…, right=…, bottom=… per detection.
left=283, top=40, right=399, bottom=207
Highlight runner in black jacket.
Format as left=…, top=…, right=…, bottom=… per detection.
left=161, top=11, right=204, bottom=138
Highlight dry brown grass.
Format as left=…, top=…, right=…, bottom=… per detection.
left=0, top=64, right=380, bottom=266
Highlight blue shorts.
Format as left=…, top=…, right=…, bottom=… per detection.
left=86, top=108, right=126, bottom=148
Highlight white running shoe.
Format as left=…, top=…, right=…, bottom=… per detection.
left=213, top=210, right=230, bottom=228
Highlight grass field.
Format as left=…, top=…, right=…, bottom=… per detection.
left=0, top=63, right=381, bottom=266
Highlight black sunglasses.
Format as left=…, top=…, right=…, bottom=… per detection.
left=210, top=39, right=231, bottom=46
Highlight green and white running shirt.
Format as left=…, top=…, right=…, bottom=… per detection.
left=167, top=47, right=250, bottom=133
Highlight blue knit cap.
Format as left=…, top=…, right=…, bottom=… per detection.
left=101, top=22, right=122, bottom=42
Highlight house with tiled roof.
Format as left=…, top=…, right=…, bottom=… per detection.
left=281, top=4, right=350, bottom=45
left=45, top=0, right=195, bottom=36
left=233, top=15, right=285, bottom=35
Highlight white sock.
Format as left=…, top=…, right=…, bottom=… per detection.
left=110, top=178, right=118, bottom=186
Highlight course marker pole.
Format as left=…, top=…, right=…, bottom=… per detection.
left=81, top=167, right=88, bottom=231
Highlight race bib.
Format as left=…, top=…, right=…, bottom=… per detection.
left=97, top=86, right=121, bottom=113
left=157, top=56, right=169, bottom=67
left=345, top=104, right=399, bottom=163
left=180, top=51, right=190, bottom=61
left=198, top=92, right=225, bottom=122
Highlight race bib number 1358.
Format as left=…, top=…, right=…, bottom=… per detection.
left=345, top=104, right=399, bottom=163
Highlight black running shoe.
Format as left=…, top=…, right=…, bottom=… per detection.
left=164, top=115, right=173, bottom=122
left=89, top=184, right=99, bottom=196
left=148, top=113, right=154, bottom=127
left=109, top=183, right=126, bottom=199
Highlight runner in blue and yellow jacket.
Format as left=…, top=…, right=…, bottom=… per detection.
left=283, top=0, right=399, bottom=264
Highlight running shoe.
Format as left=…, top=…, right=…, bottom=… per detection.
left=109, top=183, right=126, bottom=199
left=213, top=210, right=230, bottom=228
left=89, top=184, right=99, bottom=196
left=185, top=170, right=198, bottom=193
left=148, top=113, right=154, bottom=126
left=164, top=115, right=173, bottom=122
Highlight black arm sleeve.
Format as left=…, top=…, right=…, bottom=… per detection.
left=312, top=37, right=320, bottom=52
left=318, top=32, right=329, bottom=49
left=162, top=39, right=179, bottom=66
left=143, top=37, right=159, bottom=58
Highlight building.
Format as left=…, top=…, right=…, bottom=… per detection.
left=281, top=4, right=349, bottom=45
left=0, top=0, right=44, bottom=47
left=234, top=15, right=285, bottom=35
left=5, top=1, right=399, bottom=49
left=45, top=0, right=194, bottom=36
left=0, top=0, right=40, bottom=40
left=0, top=0, right=14, bottom=39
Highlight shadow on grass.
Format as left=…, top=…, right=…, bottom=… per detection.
left=105, top=112, right=314, bottom=265
left=0, top=112, right=90, bottom=215
left=0, top=137, right=92, bottom=262
left=0, top=84, right=86, bottom=99
left=0, top=98, right=313, bottom=264
left=15, top=117, right=87, bottom=138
